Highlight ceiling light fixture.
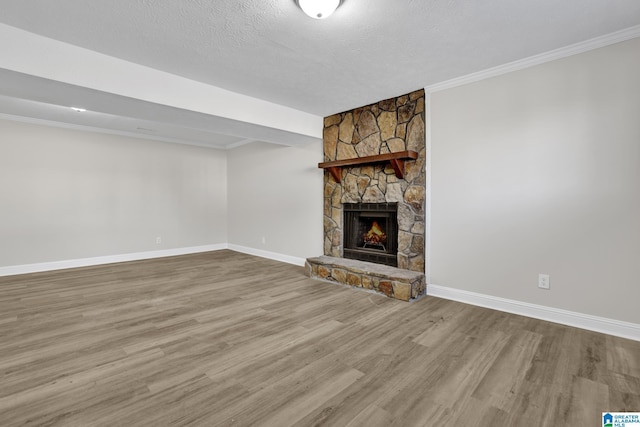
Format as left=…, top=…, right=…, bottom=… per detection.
left=70, top=107, right=86, bottom=112
left=295, top=0, right=342, bottom=19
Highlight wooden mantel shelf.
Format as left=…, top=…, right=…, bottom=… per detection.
left=318, top=150, right=418, bottom=183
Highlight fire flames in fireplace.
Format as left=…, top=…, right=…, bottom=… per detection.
left=363, top=221, right=387, bottom=247
left=343, top=203, right=397, bottom=267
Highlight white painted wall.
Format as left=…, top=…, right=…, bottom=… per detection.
left=0, top=119, right=228, bottom=267
left=430, top=38, right=640, bottom=324
left=227, top=141, right=324, bottom=261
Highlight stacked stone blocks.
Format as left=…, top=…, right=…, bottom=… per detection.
left=322, top=89, right=426, bottom=273
left=305, top=256, right=426, bottom=302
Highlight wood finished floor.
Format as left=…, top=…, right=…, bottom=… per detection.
left=0, top=250, right=638, bottom=426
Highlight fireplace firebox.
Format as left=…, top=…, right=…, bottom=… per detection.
left=343, top=203, right=398, bottom=267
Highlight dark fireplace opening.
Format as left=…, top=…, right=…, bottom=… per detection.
left=343, top=203, right=398, bottom=267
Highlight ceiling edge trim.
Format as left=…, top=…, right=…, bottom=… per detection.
left=225, top=138, right=256, bottom=150
left=0, top=24, right=323, bottom=139
left=0, top=113, right=227, bottom=151
left=425, top=24, right=640, bottom=93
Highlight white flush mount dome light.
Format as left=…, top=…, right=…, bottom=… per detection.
left=296, top=0, right=342, bottom=19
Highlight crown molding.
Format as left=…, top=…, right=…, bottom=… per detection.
left=425, top=24, right=640, bottom=93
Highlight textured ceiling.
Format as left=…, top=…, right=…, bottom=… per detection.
left=1, top=0, right=640, bottom=146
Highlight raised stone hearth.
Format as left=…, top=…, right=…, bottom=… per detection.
left=305, top=256, right=426, bottom=302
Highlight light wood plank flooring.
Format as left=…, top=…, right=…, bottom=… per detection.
left=1, top=250, right=638, bottom=426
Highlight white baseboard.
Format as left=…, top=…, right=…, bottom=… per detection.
left=0, top=244, right=229, bottom=277
left=427, top=284, right=640, bottom=342
left=227, top=244, right=306, bottom=267
left=0, top=243, right=306, bottom=277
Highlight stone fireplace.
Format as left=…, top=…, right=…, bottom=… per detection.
left=306, top=89, right=427, bottom=301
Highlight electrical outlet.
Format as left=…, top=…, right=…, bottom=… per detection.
left=538, top=274, right=550, bottom=290
left=156, top=236, right=162, bottom=244
left=261, top=236, right=266, bottom=245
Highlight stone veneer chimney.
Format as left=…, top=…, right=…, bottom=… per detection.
left=322, top=89, right=426, bottom=272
